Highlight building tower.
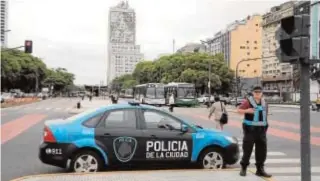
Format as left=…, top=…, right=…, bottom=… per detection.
left=1, top=0, right=9, bottom=47
left=107, top=0, right=144, bottom=85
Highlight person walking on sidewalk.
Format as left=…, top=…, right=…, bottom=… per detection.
left=237, top=85, right=272, bottom=178
left=208, top=96, right=227, bottom=130
left=169, top=93, right=175, bottom=112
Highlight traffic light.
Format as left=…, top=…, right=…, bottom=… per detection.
left=24, top=40, right=33, bottom=53
left=276, top=14, right=310, bottom=63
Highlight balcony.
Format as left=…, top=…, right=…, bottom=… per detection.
left=261, top=75, right=292, bottom=82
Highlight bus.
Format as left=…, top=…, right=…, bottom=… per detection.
left=120, top=89, right=134, bottom=98
left=133, top=83, right=165, bottom=106
left=164, top=82, right=198, bottom=107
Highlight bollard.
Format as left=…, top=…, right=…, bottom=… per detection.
left=77, top=102, right=81, bottom=109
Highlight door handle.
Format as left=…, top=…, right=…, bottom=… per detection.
left=103, top=133, right=111, bottom=136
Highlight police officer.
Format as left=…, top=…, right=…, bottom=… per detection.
left=237, top=85, right=272, bottom=178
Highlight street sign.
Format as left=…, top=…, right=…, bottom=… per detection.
left=207, top=81, right=210, bottom=88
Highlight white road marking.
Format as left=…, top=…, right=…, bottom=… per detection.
left=45, top=108, right=51, bottom=110
left=36, top=107, right=41, bottom=110
left=245, top=158, right=301, bottom=164
left=240, top=151, right=286, bottom=156
left=257, top=167, right=320, bottom=173
left=272, top=176, right=320, bottom=181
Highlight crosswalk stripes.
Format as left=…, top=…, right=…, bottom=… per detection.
left=235, top=137, right=320, bottom=179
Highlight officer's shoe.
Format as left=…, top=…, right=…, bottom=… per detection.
left=256, top=167, right=272, bottom=178
left=239, top=167, right=247, bottom=176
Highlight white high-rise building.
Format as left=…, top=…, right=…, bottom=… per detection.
left=107, top=0, right=144, bottom=85
left=1, top=0, right=9, bottom=47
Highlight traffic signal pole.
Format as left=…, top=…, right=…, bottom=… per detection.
left=276, top=9, right=320, bottom=180
left=300, top=61, right=311, bottom=181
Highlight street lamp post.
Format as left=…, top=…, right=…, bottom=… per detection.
left=200, top=40, right=209, bottom=53
left=235, top=56, right=274, bottom=104
left=208, top=62, right=211, bottom=96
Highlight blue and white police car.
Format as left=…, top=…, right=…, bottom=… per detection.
left=39, top=102, right=239, bottom=172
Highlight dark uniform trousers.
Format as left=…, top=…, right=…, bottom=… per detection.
left=240, top=124, right=268, bottom=168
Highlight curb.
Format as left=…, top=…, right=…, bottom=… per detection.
left=10, top=168, right=275, bottom=181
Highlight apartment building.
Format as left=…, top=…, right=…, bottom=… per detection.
left=1, top=0, right=8, bottom=47
left=204, top=30, right=231, bottom=66
left=261, top=1, right=296, bottom=95
left=204, top=15, right=262, bottom=79
left=107, top=1, right=144, bottom=85
left=176, top=43, right=206, bottom=54
left=229, top=15, right=263, bottom=79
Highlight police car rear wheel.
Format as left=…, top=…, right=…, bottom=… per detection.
left=199, top=148, right=224, bottom=169
left=70, top=150, right=103, bottom=173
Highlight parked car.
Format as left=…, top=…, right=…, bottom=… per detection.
left=1, top=93, right=13, bottom=103
left=230, top=97, right=245, bottom=106
left=39, top=101, right=240, bottom=172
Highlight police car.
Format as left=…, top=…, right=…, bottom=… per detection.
left=39, top=102, right=239, bottom=172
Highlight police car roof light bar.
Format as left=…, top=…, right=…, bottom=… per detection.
left=128, top=101, right=140, bottom=106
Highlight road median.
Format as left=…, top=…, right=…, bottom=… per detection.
left=11, top=169, right=275, bottom=181
left=1, top=98, right=41, bottom=108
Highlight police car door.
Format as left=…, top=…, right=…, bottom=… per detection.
left=95, top=108, right=145, bottom=164
left=140, top=109, right=193, bottom=163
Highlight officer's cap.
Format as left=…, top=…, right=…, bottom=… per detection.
left=252, top=85, right=263, bottom=91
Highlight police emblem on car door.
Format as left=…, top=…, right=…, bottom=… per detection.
left=113, top=136, right=138, bottom=162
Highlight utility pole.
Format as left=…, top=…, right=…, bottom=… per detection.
left=172, top=39, right=175, bottom=53
left=35, top=69, right=39, bottom=94
left=208, top=63, right=211, bottom=106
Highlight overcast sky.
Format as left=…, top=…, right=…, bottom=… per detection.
left=7, top=0, right=286, bottom=85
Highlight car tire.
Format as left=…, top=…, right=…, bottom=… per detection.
left=198, top=147, right=224, bottom=170
left=69, top=150, right=104, bottom=173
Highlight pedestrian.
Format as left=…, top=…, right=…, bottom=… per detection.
left=89, top=94, right=92, bottom=101
left=237, top=85, right=272, bottom=178
left=208, top=96, right=227, bottom=130
left=169, top=93, right=175, bottom=112
left=316, top=97, right=320, bottom=112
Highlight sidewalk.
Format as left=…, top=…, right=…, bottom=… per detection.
left=11, top=169, right=274, bottom=181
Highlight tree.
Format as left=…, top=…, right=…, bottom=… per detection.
left=1, top=49, right=47, bottom=92
left=42, top=68, right=75, bottom=92
left=110, top=53, right=234, bottom=93
left=1, top=48, right=75, bottom=93
left=110, top=74, right=138, bottom=91
left=132, top=53, right=234, bottom=93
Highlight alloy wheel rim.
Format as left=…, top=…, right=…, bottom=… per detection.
left=74, top=154, right=98, bottom=172
left=202, top=151, right=223, bottom=169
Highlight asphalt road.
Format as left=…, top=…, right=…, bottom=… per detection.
left=1, top=99, right=320, bottom=181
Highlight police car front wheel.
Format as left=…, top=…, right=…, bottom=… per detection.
left=199, top=148, right=224, bottom=169
left=70, top=150, right=104, bottom=173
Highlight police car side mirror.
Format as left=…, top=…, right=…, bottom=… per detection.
left=181, top=124, right=188, bottom=132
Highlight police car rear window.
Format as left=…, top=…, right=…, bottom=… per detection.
left=83, top=113, right=104, bottom=128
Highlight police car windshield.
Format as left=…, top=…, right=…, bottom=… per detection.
left=65, top=107, right=102, bottom=121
